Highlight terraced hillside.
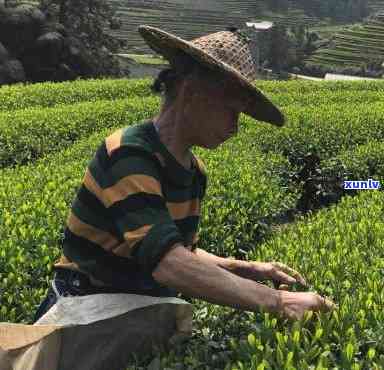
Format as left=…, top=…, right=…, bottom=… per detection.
left=306, top=12, right=384, bottom=69
left=108, top=0, right=384, bottom=55
left=370, top=0, right=384, bottom=14
left=108, top=0, right=319, bottom=54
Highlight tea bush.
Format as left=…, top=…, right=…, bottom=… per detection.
left=244, top=101, right=384, bottom=164
left=3, top=98, right=384, bottom=173
left=195, top=132, right=300, bottom=260
left=268, top=90, right=384, bottom=107
left=322, top=140, right=384, bottom=183
left=256, top=80, right=384, bottom=94
left=306, top=140, right=384, bottom=208
left=0, top=78, right=151, bottom=112
left=260, top=138, right=384, bottom=214
left=241, top=189, right=384, bottom=370
left=127, top=190, right=384, bottom=370
left=2, top=78, right=383, bottom=113
left=2, top=79, right=384, bottom=172
left=0, top=97, right=160, bottom=168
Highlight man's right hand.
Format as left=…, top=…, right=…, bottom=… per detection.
left=276, top=290, right=336, bottom=320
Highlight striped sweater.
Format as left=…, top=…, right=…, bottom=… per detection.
left=53, top=120, right=207, bottom=297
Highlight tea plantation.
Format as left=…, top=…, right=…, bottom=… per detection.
left=0, top=78, right=383, bottom=369
left=307, top=12, right=384, bottom=70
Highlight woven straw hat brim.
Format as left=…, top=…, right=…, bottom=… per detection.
left=138, top=25, right=285, bottom=126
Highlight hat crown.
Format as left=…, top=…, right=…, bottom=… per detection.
left=191, top=30, right=256, bottom=81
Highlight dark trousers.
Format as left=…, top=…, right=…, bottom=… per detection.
left=32, top=268, right=177, bottom=324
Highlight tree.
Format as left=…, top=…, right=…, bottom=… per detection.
left=268, top=24, right=292, bottom=71
left=258, top=23, right=321, bottom=73
left=38, top=0, right=127, bottom=77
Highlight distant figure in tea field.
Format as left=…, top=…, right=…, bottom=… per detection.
left=32, top=25, right=336, bottom=369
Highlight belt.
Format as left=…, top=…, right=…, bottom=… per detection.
left=53, top=268, right=124, bottom=295
left=53, top=268, right=178, bottom=297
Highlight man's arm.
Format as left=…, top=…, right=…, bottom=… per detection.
left=153, top=243, right=336, bottom=320
left=192, top=248, right=306, bottom=285
left=153, top=243, right=280, bottom=313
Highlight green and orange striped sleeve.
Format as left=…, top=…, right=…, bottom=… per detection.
left=102, top=146, right=185, bottom=275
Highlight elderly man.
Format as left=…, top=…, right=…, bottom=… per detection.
left=31, top=25, right=335, bottom=368
left=143, top=26, right=335, bottom=319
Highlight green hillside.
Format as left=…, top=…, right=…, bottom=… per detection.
left=306, top=12, right=384, bottom=69
left=107, top=0, right=384, bottom=54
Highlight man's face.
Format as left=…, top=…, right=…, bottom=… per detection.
left=185, top=71, right=246, bottom=149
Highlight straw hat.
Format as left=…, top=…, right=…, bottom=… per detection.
left=138, top=25, right=285, bottom=126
